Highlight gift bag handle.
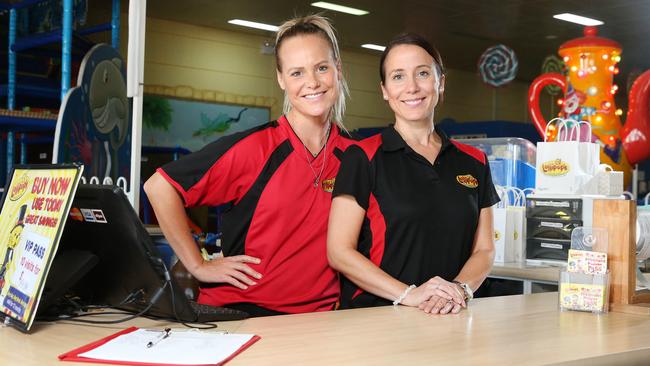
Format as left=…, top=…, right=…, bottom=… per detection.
left=508, top=187, right=526, bottom=207
left=544, top=117, right=566, bottom=142
left=566, top=119, right=593, bottom=142
left=495, top=186, right=512, bottom=208
left=556, top=119, right=571, bottom=142
left=495, top=186, right=506, bottom=208
left=498, top=186, right=526, bottom=207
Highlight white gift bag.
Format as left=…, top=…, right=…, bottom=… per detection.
left=505, top=187, right=526, bottom=263
left=580, top=164, right=624, bottom=196
left=595, top=164, right=623, bottom=196
left=493, top=186, right=524, bottom=263
left=535, top=119, right=601, bottom=194
left=493, top=186, right=508, bottom=263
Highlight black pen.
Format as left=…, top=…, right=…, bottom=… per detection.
left=146, top=328, right=171, bottom=348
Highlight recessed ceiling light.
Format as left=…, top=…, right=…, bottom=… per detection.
left=361, top=44, right=385, bottom=52
left=553, top=13, right=604, bottom=26
left=311, top=2, right=369, bottom=16
left=228, top=19, right=279, bottom=32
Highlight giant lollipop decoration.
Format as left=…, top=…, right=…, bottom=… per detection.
left=528, top=26, right=650, bottom=187
left=478, top=44, right=519, bottom=87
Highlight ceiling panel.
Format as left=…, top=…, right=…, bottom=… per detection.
left=48, top=0, right=650, bottom=82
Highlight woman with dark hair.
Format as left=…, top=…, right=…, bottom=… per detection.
left=144, top=15, right=357, bottom=317
left=327, top=33, right=499, bottom=314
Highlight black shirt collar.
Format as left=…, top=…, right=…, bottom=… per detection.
left=381, top=124, right=453, bottom=152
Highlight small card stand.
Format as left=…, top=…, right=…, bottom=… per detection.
left=559, top=227, right=610, bottom=314
left=560, top=270, right=610, bottom=313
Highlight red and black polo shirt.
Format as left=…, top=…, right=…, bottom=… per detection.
left=332, top=125, right=500, bottom=308
left=157, top=115, right=357, bottom=314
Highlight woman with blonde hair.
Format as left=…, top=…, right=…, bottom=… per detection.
left=145, top=14, right=357, bottom=316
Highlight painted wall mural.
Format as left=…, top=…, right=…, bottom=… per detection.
left=142, top=96, right=270, bottom=152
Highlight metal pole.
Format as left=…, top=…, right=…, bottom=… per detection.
left=61, top=0, right=73, bottom=100
left=7, top=131, right=14, bottom=178
left=8, top=8, right=16, bottom=110
left=20, top=133, right=27, bottom=164
left=127, top=0, right=147, bottom=211
left=111, top=0, right=120, bottom=49
left=7, top=9, right=16, bottom=178
left=0, top=134, right=6, bottom=186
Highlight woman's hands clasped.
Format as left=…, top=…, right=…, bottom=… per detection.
left=402, top=276, right=467, bottom=315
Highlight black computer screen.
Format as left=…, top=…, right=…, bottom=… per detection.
left=50, top=185, right=198, bottom=321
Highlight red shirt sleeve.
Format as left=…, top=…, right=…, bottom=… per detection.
left=157, top=124, right=278, bottom=207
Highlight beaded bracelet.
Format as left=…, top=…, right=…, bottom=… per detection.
left=393, top=284, right=416, bottom=306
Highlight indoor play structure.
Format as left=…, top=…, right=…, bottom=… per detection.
left=1, top=0, right=121, bottom=188
left=528, top=26, right=650, bottom=188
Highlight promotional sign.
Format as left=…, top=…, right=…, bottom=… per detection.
left=0, top=164, right=83, bottom=331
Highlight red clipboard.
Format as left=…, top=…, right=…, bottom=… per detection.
left=58, top=326, right=261, bottom=366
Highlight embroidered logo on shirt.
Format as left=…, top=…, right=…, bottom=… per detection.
left=321, top=178, right=335, bottom=193
left=541, top=159, right=570, bottom=176
left=456, top=174, right=478, bottom=188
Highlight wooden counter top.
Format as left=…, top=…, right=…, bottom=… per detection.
left=2, top=293, right=650, bottom=365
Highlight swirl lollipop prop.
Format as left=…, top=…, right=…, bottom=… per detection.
left=541, top=55, right=566, bottom=96
left=478, top=44, right=519, bottom=87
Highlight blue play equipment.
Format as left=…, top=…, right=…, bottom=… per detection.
left=355, top=119, right=540, bottom=191
left=0, top=0, right=121, bottom=187
left=488, top=157, right=536, bottom=190
left=459, top=137, right=537, bottom=190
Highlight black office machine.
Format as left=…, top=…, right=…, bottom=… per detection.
left=526, top=196, right=583, bottom=263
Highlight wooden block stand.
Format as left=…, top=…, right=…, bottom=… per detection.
left=593, top=199, right=650, bottom=315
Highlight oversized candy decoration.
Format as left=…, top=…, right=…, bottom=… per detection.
left=622, top=70, right=650, bottom=164
left=478, top=44, right=518, bottom=87
left=541, top=55, right=566, bottom=95
left=528, top=26, right=650, bottom=187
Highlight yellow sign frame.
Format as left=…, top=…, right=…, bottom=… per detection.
left=0, top=164, right=83, bottom=332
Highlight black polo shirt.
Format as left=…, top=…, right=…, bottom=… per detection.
left=333, top=125, right=500, bottom=308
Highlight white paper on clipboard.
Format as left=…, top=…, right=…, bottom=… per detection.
left=78, top=328, right=257, bottom=365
